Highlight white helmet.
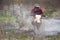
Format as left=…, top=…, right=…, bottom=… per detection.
left=34, top=3, right=40, bottom=7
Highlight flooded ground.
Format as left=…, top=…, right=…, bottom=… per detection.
left=34, top=19, right=60, bottom=36
left=0, top=4, right=60, bottom=40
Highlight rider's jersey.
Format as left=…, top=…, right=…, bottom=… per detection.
left=31, top=7, right=44, bottom=16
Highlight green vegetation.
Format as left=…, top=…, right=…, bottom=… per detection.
left=44, top=8, right=57, bottom=17
left=5, top=32, right=32, bottom=40
left=4, top=32, right=60, bottom=40
left=0, top=13, right=17, bottom=23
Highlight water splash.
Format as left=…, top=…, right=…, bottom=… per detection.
left=6, top=4, right=60, bottom=36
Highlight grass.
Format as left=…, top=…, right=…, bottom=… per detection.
left=5, top=32, right=32, bottom=40
left=4, top=32, right=60, bottom=40
left=0, top=13, right=17, bottom=23
left=44, top=8, right=57, bottom=17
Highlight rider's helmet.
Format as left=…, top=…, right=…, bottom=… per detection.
left=34, top=3, right=40, bottom=8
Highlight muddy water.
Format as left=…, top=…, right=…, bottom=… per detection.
left=4, top=4, right=60, bottom=36
left=34, top=19, right=60, bottom=36
left=20, top=4, right=60, bottom=36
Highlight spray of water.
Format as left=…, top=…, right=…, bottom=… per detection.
left=8, top=4, right=60, bottom=36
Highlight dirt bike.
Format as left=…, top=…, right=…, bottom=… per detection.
left=33, top=15, right=42, bottom=23
left=30, top=14, right=42, bottom=30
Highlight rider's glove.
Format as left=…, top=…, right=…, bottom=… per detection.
left=42, top=15, right=45, bottom=17
left=43, top=15, right=46, bottom=17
